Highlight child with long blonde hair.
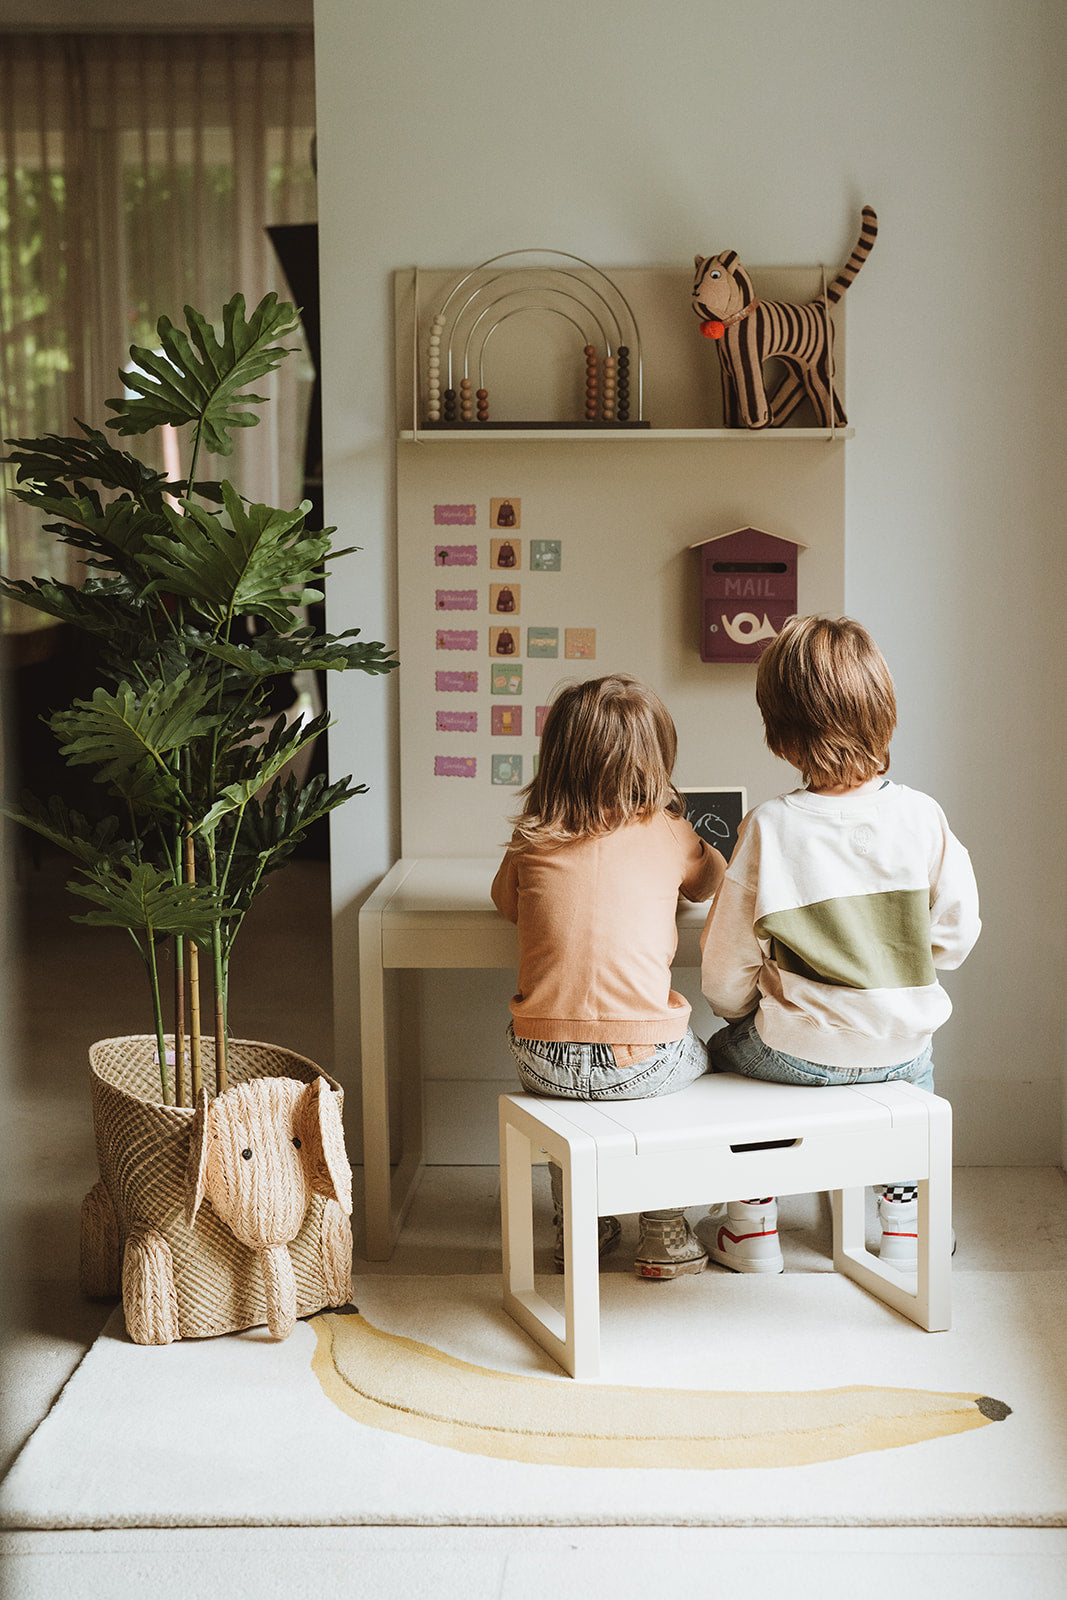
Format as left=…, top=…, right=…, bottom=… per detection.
left=491, top=674, right=726, bottom=1278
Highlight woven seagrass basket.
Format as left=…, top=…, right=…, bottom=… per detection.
left=81, top=1036, right=352, bottom=1341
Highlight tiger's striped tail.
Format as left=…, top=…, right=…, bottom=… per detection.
left=825, top=205, right=878, bottom=304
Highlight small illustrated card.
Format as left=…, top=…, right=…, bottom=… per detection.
left=535, top=705, right=550, bottom=735
left=490, top=537, right=520, bottom=570
left=434, top=504, right=477, bottom=526
left=491, top=754, right=522, bottom=785
left=435, top=755, right=476, bottom=778
left=435, top=670, right=477, bottom=692
left=527, top=627, right=558, bottom=658
left=529, top=539, right=561, bottom=571
left=490, top=583, right=520, bottom=615
left=490, top=498, right=520, bottom=529
left=564, top=627, right=597, bottom=659
left=491, top=705, right=522, bottom=737
left=489, top=626, right=520, bottom=657
left=491, top=664, right=523, bottom=696
left=435, top=544, right=477, bottom=566
left=435, top=588, right=477, bottom=611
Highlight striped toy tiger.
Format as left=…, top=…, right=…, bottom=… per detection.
left=692, top=205, right=877, bottom=429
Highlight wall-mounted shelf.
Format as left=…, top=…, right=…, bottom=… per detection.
left=397, top=263, right=851, bottom=436
left=399, top=427, right=854, bottom=443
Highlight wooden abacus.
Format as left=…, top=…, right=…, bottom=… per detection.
left=420, top=250, right=645, bottom=429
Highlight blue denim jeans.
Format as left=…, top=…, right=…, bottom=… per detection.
left=708, top=1014, right=933, bottom=1197
left=707, top=1013, right=934, bottom=1093
left=506, top=1023, right=709, bottom=1100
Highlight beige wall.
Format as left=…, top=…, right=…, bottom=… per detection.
left=315, top=0, right=1067, bottom=1165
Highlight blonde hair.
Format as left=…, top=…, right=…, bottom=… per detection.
left=510, top=674, right=684, bottom=848
left=755, top=615, right=896, bottom=790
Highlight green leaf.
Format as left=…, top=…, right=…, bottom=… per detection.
left=16, top=492, right=168, bottom=576
left=201, top=625, right=398, bottom=679
left=49, top=674, right=221, bottom=808
left=142, top=484, right=329, bottom=629
left=3, top=423, right=172, bottom=500
left=0, top=793, right=129, bottom=871
left=195, top=709, right=330, bottom=831
left=68, top=860, right=225, bottom=941
left=105, top=293, right=301, bottom=457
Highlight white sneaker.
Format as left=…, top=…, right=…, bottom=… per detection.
left=877, top=1195, right=918, bottom=1268
left=878, top=1195, right=956, bottom=1269
left=707, top=1197, right=784, bottom=1274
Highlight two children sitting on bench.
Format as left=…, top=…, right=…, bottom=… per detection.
left=492, top=616, right=980, bottom=1278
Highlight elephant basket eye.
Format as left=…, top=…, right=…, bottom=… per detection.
left=292, top=1137, right=302, bottom=1149
left=241, top=1148, right=252, bottom=1160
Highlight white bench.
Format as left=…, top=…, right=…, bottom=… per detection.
left=500, top=1072, right=952, bottom=1379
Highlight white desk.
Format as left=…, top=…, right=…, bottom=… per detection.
left=358, top=855, right=711, bottom=1260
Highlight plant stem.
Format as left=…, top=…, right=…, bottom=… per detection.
left=144, top=931, right=170, bottom=1105
left=174, top=934, right=186, bottom=1108
left=207, top=834, right=228, bottom=1094
left=184, top=827, right=203, bottom=1098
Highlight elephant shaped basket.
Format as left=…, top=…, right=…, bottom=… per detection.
left=81, top=1036, right=353, bottom=1345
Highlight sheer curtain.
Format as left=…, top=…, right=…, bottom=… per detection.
left=0, top=31, right=317, bottom=631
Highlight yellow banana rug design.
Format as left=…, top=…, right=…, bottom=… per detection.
left=310, top=1310, right=1010, bottom=1470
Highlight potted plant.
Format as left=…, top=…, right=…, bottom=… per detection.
left=2, top=293, right=396, bottom=1341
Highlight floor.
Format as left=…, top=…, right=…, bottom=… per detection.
left=2, top=855, right=1065, bottom=1597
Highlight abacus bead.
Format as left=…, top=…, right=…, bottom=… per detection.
left=476, top=388, right=488, bottom=399
left=583, top=344, right=596, bottom=356
left=617, top=346, right=628, bottom=357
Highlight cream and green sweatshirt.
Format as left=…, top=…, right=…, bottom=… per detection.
left=700, top=782, right=981, bottom=1068
left=492, top=811, right=724, bottom=1044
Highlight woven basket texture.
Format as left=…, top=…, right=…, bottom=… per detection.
left=88, top=1036, right=350, bottom=1339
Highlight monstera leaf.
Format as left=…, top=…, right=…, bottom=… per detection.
left=201, top=624, right=397, bottom=680
left=4, top=423, right=171, bottom=500
left=144, top=484, right=329, bottom=630
left=196, top=709, right=332, bottom=833
left=0, top=793, right=128, bottom=872
left=68, top=860, right=225, bottom=942
left=106, top=294, right=301, bottom=457
left=49, top=674, right=222, bottom=809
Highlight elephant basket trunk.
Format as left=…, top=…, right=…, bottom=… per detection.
left=81, top=1036, right=353, bottom=1344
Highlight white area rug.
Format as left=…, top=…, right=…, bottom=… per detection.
left=2, top=1271, right=1065, bottom=1529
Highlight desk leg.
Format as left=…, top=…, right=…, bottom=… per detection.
left=359, top=908, right=424, bottom=1261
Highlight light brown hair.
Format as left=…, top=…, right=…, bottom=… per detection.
left=510, top=674, right=684, bottom=848
left=755, top=615, right=897, bottom=790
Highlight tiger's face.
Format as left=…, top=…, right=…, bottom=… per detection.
left=692, top=252, right=746, bottom=322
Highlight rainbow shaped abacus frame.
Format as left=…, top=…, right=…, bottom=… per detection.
left=419, top=250, right=645, bottom=429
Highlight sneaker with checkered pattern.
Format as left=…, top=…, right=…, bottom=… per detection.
left=634, top=1210, right=708, bottom=1279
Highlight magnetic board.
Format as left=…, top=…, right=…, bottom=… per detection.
left=680, top=787, right=747, bottom=861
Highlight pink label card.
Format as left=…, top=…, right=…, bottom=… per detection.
left=434, top=504, right=477, bottom=526
left=434, top=755, right=477, bottom=778
left=435, top=545, right=478, bottom=566
left=436, top=629, right=478, bottom=651
left=436, top=711, right=478, bottom=732
left=435, top=670, right=478, bottom=692
left=435, top=589, right=477, bottom=610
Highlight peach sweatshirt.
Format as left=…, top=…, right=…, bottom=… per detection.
left=491, top=811, right=724, bottom=1045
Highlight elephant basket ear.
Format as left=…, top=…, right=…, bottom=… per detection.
left=185, top=1087, right=213, bottom=1227
left=297, top=1077, right=353, bottom=1215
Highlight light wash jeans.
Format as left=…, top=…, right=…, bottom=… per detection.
left=507, top=1024, right=711, bottom=1234
left=506, top=1023, right=709, bottom=1101
left=708, top=1012, right=934, bottom=1196
left=707, top=1012, right=934, bottom=1093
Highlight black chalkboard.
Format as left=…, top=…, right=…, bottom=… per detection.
left=680, top=787, right=747, bottom=861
